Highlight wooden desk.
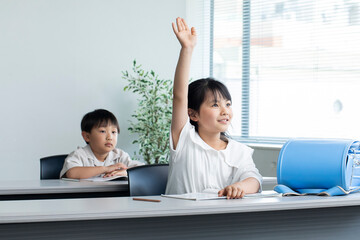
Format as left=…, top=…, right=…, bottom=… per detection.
left=0, top=180, right=129, bottom=200
left=1, top=192, right=360, bottom=239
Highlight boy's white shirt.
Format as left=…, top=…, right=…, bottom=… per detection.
left=165, top=119, right=262, bottom=195
left=60, top=144, right=143, bottom=178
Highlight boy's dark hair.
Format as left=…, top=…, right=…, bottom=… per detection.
left=81, top=109, right=120, bottom=134
left=188, top=78, right=232, bottom=133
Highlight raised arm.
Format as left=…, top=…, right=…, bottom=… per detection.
left=171, top=17, right=197, bottom=149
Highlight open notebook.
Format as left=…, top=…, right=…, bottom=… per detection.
left=161, top=190, right=281, bottom=201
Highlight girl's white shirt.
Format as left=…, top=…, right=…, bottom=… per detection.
left=59, top=144, right=143, bottom=178
left=165, top=119, right=262, bottom=194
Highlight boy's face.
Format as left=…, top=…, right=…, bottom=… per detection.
left=82, top=124, right=118, bottom=159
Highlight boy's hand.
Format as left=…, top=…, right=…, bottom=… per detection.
left=218, top=182, right=246, bottom=199
left=172, top=17, right=197, bottom=49
left=105, top=163, right=128, bottom=174
left=103, top=169, right=127, bottom=178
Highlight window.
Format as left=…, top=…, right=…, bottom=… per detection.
left=190, top=0, right=360, bottom=142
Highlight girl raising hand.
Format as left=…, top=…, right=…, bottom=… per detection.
left=166, top=17, right=262, bottom=199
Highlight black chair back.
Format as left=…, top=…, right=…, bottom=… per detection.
left=127, top=164, right=169, bottom=196
left=40, top=154, right=67, bottom=179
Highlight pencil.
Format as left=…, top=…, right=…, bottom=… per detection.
left=132, top=198, right=161, bottom=203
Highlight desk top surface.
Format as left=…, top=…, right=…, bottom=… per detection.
left=1, top=191, right=360, bottom=224
left=0, top=179, right=128, bottom=195
left=0, top=177, right=276, bottom=195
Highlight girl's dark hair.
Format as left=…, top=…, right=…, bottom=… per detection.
left=81, top=109, right=120, bottom=134
left=188, top=78, right=232, bottom=133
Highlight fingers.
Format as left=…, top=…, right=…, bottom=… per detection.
left=104, top=172, right=116, bottom=178
left=240, top=190, right=246, bottom=198
left=233, top=188, right=244, bottom=199
left=176, top=17, right=183, bottom=31
left=230, top=188, right=238, bottom=199
left=218, top=189, right=224, bottom=197
left=172, top=22, right=177, bottom=34
left=172, top=17, right=197, bottom=48
left=182, top=18, right=189, bottom=31
left=222, top=186, right=245, bottom=199
left=226, top=187, right=233, bottom=199
left=106, top=163, right=128, bottom=174
left=103, top=171, right=117, bottom=178
left=174, top=17, right=190, bottom=32
left=115, top=163, right=128, bottom=169
left=103, top=173, right=111, bottom=178
left=108, top=169, right=127, bottom=177
left=232, top=188, right=245, bottom=199
left=191, top=27, right=197, bottom=36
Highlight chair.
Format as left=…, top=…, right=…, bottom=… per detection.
left=127, top=164, right=169, bottom=196
left=40, top=154, right=67, bottom=179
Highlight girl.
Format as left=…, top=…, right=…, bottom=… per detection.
left=165, top=17, right=262, bottom=199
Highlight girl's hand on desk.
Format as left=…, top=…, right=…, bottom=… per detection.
left=218, top=183, right=246, bottom=199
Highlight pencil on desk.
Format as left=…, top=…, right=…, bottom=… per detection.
left=132, top=198, right=161, bottom=203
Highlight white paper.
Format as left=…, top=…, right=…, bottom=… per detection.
left=161, top=192, right=226, bottom=201
left=161, top=190, right=281, bottom=201
left=243, top=190, right=282, bottom=198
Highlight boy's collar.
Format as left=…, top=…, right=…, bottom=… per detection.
left=83, top=144, right=118, bottom=163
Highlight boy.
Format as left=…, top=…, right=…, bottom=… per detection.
left=60, top=109, right=143, bottom=179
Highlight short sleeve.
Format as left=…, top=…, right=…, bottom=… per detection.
left=59, top=150, right=84, bottom=178
left=231, top=145, right=263, bottom=191
left=169, top=118, right=193, bottom=156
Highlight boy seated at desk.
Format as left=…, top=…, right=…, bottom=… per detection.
left=60, top=109, right=143, bottom=179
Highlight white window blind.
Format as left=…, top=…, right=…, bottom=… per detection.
left=192, top=0, right=360, bottom=142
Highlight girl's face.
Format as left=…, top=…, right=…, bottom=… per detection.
left=191, top=91, right=233, bottom=135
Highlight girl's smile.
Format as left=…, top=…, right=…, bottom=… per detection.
left=191, top=91, right=233, bottom=135
left=218, top=118, right=230, bottom=124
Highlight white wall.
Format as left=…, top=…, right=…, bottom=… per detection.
left=0, top=0, right=186, bottom=180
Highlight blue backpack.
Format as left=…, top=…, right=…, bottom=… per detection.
left=275, top=138, right=360, bottom=196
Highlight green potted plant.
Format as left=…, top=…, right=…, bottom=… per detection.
left=123, top=60, right=173, bottom=164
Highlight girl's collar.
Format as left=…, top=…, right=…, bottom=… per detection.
left=190, top=127, right=232, bottom=152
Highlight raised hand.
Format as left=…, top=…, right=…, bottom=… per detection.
left=172, top=17, right=197, bottom=49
